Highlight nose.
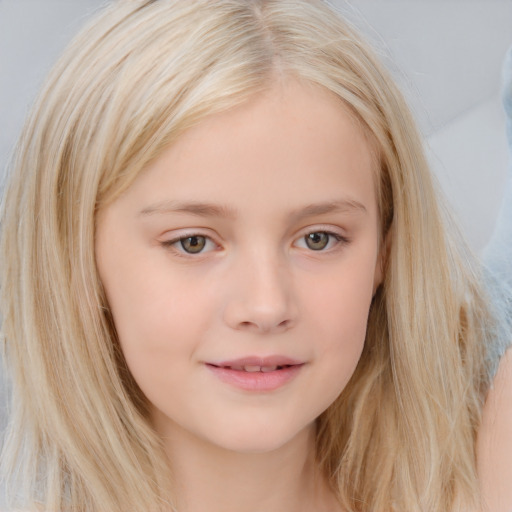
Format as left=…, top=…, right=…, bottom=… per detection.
left=222, top=250, right=298, bottom=334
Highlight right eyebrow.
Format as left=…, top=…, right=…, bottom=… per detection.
left=138, top=200, right=237, bottom=219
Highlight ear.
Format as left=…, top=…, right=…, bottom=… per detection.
left=373, top=230, right=391, bottom=295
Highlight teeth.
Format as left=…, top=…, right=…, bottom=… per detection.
left=222, top=364, right=285, bottom=372
left=243, top=365, right=261, bottom=372
left=242, top=365, right=278, bottom=372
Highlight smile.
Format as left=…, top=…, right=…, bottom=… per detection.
left=213, top=364, right=295, bottom=372
left=205, top=357, right=304, bottom=392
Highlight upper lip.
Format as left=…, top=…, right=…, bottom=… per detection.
left=208, top=356, right=303, bottom=369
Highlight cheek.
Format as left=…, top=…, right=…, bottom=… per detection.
left=97, top=241, right=215, bottom=389
left=107, top=272, right=213, bottom=354
left=302, top=256, right=376, bottom=395
left=102, top=271, right=219, bottom=422
left=307, top=251, right=376, bottom=332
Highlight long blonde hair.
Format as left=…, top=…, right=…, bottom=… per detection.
left=0, top=1, right=494, bottom=510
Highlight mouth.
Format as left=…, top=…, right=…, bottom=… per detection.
left=207, top=364, right=297, bottom=373
left=205, top=357, right=304, bottom=392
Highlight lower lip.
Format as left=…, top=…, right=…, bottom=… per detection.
left=206, top=364, right=303, bottom=392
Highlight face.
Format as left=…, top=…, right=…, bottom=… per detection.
left=96, top=80, right=382, bottom=454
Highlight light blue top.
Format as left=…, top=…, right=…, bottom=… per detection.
left=483, top=46, right=512, bottom=379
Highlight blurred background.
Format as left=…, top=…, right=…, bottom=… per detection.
left=337, top=0, right=512, bottom=253
left=0, top=0, right=511, bottom=454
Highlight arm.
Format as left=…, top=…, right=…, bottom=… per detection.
left=477, top=347, right=512, bottom=512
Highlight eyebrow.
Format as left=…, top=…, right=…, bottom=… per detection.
left=292, top=199, right=367, bottom=219
left=138, top=198, right=367, bottom=219
left=139, top=200, right=236, bottom=218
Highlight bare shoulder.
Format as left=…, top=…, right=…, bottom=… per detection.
left=477, top=346, right=512, bottom=512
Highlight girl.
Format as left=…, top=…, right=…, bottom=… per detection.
left=1, top=1, right=511, bottom=510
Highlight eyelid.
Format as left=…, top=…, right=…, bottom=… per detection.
left=159, top=224, right=350, bottom=256
left=293, top=225, right=350, bottom=250
left=160, top=230, right=220, bottom=256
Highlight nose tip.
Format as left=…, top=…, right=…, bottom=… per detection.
left=236, top=315, right=293, bottom=334
left=222, top=262, right=297, bottom=334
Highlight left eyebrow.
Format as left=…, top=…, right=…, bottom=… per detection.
left=289, top=199, right=367, bottom=220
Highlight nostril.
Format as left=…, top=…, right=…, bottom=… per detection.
left=223, top=294, right=297, bottom=333
left=236, top=318, right=292, bottom=332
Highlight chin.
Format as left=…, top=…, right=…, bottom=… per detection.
left=201, top=421, right=314, bottom=455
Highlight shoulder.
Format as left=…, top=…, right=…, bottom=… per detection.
left=477, top=346, right=512, bottom=512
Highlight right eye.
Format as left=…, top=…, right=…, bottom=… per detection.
left=178, top=235, right=207, bottom=254
left=162, top=234, right=217, bottom=255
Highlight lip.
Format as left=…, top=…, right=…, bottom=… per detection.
left=206, top=355, right=305, bottom=392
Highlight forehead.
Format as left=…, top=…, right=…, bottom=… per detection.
left=111, top=79, right=379, bottom=222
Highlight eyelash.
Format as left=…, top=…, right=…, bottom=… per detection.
left=160, top=233, right=218, bottom=257
left=161, top=229, right=350, bottom=258
left=295, top=231, right=349, bottom=252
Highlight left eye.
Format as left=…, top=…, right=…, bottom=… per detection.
left=295, top=231, right=344, bottom=251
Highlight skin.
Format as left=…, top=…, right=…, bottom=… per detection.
left=477, top=347, right=512, bottom=512
left=95, top=79, right=383, bottom=512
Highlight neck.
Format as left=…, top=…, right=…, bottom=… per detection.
left=158, top=422, right=339, bottom=512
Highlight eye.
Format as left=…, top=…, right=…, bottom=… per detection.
left=295, top=230, right=347, bottom=251
left=179, top=235, right=207, bottom=254
left=162, top=234, right=217, bottom=255
left=305, top=232, right=329, bottom=250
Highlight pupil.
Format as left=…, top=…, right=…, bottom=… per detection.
left=181, top=236, right=205, bottom=253
left=306, top=232, right=328, bottom=250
